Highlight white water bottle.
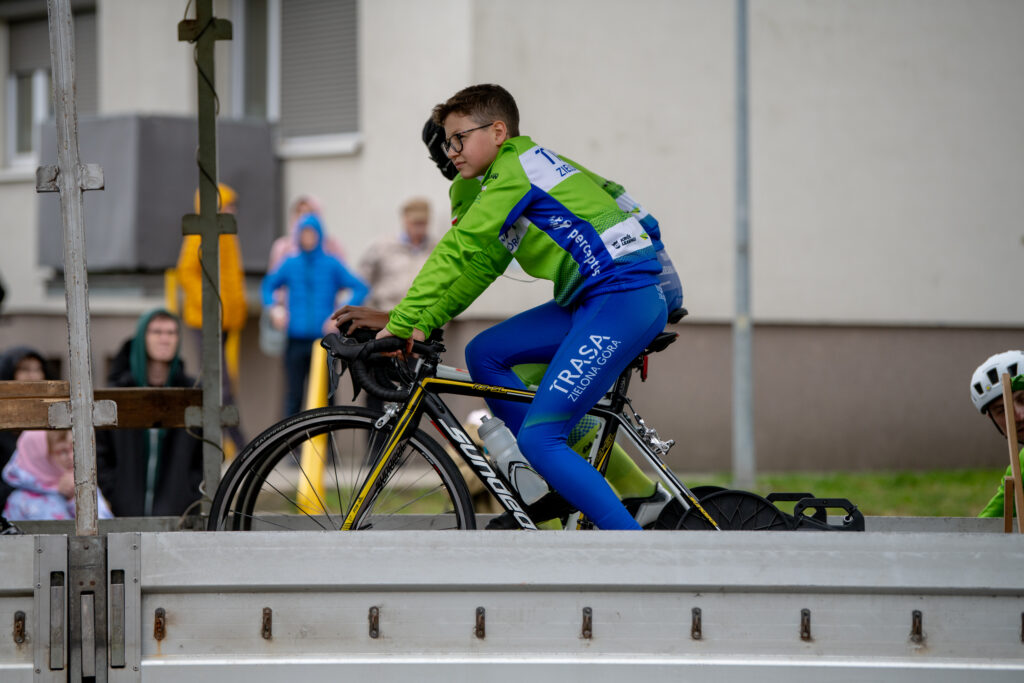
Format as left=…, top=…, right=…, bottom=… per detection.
left=476, top=415, right=549, bottom=505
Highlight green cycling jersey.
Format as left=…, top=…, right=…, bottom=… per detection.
left=387, top=136, right=661, bottom=338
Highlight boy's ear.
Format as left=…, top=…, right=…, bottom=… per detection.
left=492, top=120, right=509, bottom=144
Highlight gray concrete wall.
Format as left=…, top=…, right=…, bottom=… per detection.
left=440, top=319, right=1023, bottom=473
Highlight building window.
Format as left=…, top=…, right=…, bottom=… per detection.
left=233, top=0, right=271, bottom=120
left=5, top=11, right=96, bottom=165
left=234, top=0, right=359, bottom=147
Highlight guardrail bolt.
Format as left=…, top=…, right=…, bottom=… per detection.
left=368, top=606, right=380, bottom=639
left=13, top=611, right=25, bottom=644
left=474, top=607, right=486, bottom=639
left=581, top=606, right=593, bottom=639
left=261, top=607, right=272, bottom=640
left=910, top=610, right=924, bottom=644
left=800, top=608, right=812, bottom=641
left=153, top=608, right=166, bottom=642
left=690, top=607, right=702, bottom=640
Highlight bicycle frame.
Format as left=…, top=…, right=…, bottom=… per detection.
left=342, top=366, right=720, bottom=531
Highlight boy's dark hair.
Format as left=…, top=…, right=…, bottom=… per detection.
left=432, top=84, right=520, bottom=137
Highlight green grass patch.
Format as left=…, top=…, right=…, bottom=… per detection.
left=683, top=469, right=1005, bottom=517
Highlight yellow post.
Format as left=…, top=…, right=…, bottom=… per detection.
left=164, top=268, right=180, bottom=314
left=295, top=340, right=329, bottom=514
left=220, top=329, right=242, bottom=460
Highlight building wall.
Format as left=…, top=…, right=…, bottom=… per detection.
left=97, top=0, right=195, bottom=116
left=0, top=0, right=1020, bottom=475
left=2, top=313, right=1015, bottom=476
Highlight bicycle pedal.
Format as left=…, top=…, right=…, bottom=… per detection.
left=484, top=511, right=522, bottom=530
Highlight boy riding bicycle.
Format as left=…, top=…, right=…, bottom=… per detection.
left=371, top=84, right=670, bottom=530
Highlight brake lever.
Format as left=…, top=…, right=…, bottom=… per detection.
left=326, top=354, right=346, bottom=401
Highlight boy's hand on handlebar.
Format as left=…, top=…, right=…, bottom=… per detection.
left=332, top=305, right=389, bottom=332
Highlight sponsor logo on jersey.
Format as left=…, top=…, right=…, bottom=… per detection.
left=565, top=227, right=601, bottom=276
left=519, top=145, right=579, bottom=192
left=548, top=215, right=573, bottom=230
left=548, top=335, right=623, bottom=403
left=601, top=217, right=650, bottom=259
left=499, top=217, right=531, bottom=254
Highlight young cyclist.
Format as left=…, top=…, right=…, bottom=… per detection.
left=338, top=117, right=684, bottom=526
left=376, top=84, right=670, bottom=529
left=970, top=350, right=1024, bottom=518
left=428, top=117, right=684, bottom=526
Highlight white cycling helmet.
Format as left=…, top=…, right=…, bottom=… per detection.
left=970, top=350, right=1024, bottom=413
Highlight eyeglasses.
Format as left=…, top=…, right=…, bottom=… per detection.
left=441, top=123, right=493, bottom=155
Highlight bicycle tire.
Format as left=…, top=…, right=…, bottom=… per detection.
left=208, top=406, right=475, bottom=531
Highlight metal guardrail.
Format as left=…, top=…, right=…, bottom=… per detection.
left=1, top=526, right=1022, bottom=682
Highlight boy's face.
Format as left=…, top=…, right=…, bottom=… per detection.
left=443, top=113, right=503, bottom=179
left=145, top=316, right=179, bottom=364
left=988, top=388, right=1024, bottom=443
left=299, top=227, right=320, bottom=251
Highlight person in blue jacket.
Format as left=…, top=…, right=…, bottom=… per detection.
left=263, top=213, right=369, bottom=417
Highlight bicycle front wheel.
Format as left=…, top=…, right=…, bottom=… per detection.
left=208, top=406, right=475, bottom=531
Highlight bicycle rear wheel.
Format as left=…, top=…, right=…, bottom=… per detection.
left=208, top=406, right=475, bottom=531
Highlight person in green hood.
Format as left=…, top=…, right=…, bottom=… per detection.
left=96, top=309, right=204, bottom=517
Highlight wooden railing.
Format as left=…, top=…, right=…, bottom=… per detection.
left=0, top=381, right=202, bottom=430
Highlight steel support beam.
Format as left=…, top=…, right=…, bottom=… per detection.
left=177, top=0, right=234, bottom=511
left=38, top=0, right=110, bottom=538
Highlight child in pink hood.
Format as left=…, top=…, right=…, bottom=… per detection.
left=2, top=430, right=114, bottom=521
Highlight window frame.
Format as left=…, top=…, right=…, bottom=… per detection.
left=231, top=0, right=360, bottom=158
left=5, top=67, right=50, bottom=168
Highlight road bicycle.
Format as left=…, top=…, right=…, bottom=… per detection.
left=208, top=315, right=863, bottom=532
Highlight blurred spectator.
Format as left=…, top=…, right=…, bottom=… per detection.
left=971, top=351, right=1024, bottom=518
left=176, top=183, right=247, bottom=450
left=358, top=198, right=437, bottom=312
left=262, top=195, right=347, bottom=358
left=0, top=346, right=55, bottom=512
left=2, top=430, right=113, bottom=521
left=96, top=309, right=204, bottom=517
left=0, top=346, right=48, bottom=382
left=268, top=195, right=347, bottom=272
left=262, top=214, right=369, bottom=417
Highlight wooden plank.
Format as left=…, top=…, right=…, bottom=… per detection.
left=0, top=388, right=202, bottom=430
left=999, top=373, right=1024, bottom=535
left=0, top=380, right=71, bottom=398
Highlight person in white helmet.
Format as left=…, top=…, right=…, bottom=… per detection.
left=969, top=350, right=1024, bottom=517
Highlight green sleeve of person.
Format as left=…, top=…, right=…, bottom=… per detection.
left=978, top=447, right=1024, bottom=518
left=414, top=240, right=514, bottom=336
left=977, top=373, right=1024, bottom=518
left=387, top=151, right=532, bottom=338
left=448, top=174, right=481, bottom=224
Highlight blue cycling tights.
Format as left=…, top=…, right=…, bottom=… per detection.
left=464, top=284, right=668, bottom=530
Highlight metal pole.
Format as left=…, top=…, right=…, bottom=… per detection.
left=41, top=0, right=107, bottom=537
left=179, top=0, right=233, bottom=512
left=732, top=0, right=755, bottom=489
